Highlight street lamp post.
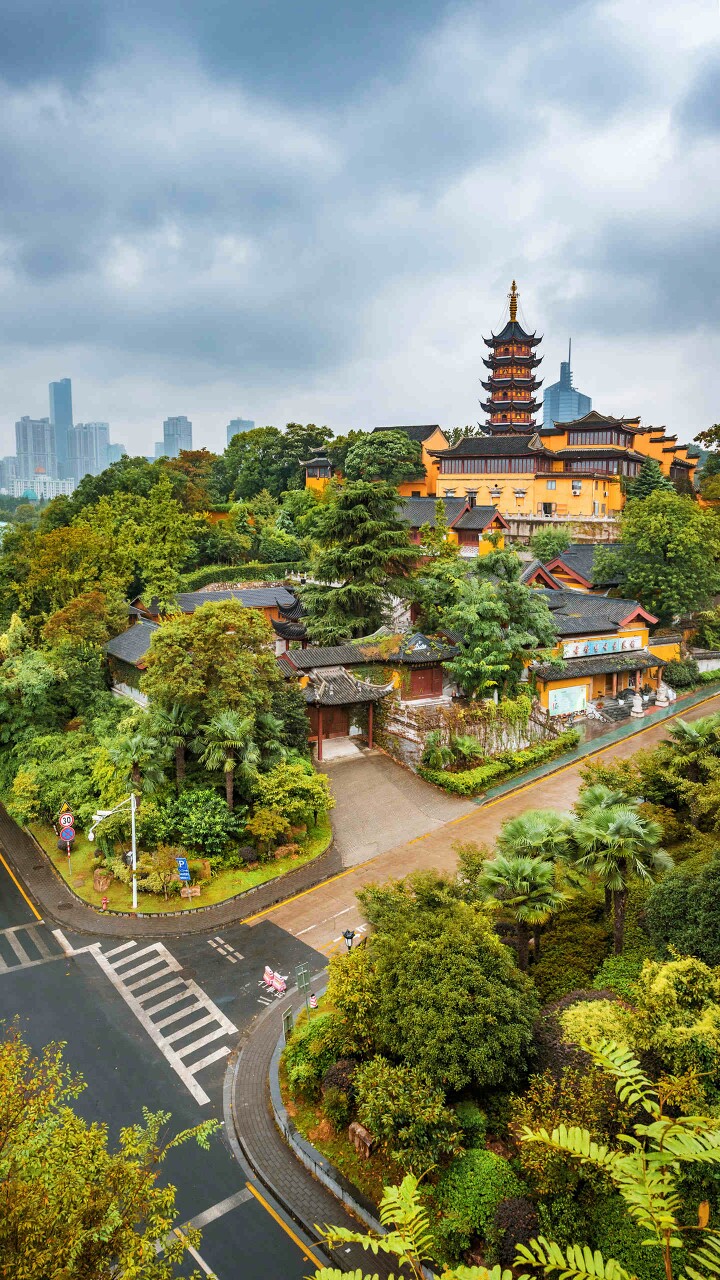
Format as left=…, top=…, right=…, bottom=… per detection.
left=342, top=929, right=356, bottom=953
left=87, top=792, right=138, bottom=912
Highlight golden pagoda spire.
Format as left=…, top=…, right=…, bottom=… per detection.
left=509, top=279, right=518, bottom=323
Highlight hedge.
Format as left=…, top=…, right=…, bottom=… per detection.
left=418, top=729, right=581, bottom=796
left=179, top=561, right=308, bottom=590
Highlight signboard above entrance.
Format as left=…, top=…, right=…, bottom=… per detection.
left=562, top=635, right=642, bottom=659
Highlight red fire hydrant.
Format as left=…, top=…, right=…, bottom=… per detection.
left=101, top=896, right=109, bottom=912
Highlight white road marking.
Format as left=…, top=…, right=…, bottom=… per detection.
left=51, top=928, right=75, bottom=955
left=92, top=941, right=238, bottom=1105
left=185, top=1188, right=252, bottom=1229
left=104, top=940, right=137, bottom=958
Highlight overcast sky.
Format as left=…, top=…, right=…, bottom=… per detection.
left=1, top=0, right=719, bottom=457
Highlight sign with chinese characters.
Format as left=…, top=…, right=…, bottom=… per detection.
left=562, top=634, right=642, bottom=659
left=549, top=685, right=587, bottom=717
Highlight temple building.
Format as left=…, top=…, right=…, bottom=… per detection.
left=481, top=281, right=543, bottom=431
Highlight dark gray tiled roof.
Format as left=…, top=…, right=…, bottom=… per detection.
left=547, top=543, right=620, bottom=586
left=372, top=424, right=441, bottom=442
left=431, top=434, right=550, bottom=458
left=301, top=667, right=389, bottom=706
left=275, top=655, right=297, bottom=678
left=271, top=618, right=308, bottom=640
left=139, top=586, right=297, bottom=615
left=520, top=558, right=565, bottom=588
left=287, top=645, right=362, bottom=670
left=399, top=496, right=466, bottom=527
left=533, top=650, right=659, bottom=680
left=453, top=505, right=504, bottom=531
left=538, top=589, right=656, bottom=636
left=105, top=621, right=159, bottom=666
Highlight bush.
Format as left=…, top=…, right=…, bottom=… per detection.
left=493, top=1196, right=540, bottom=1270
left=321, top=1057, right=359, bottom=1100
left=354, top=1057, right=462, bottom=1172
left=664, top=658, right=700, bottom=689
left=589, top=1191, right=674, bottom=1280
left=645, top=857, right=720, bottom=966
left=454, top=1101, right=487, bottom=1149
left=419, top=730, right=580, bottom=796
left=592, top=952, right=646, bottom=999
left=531, top=894, right=612, bottom=1003
left=322, top=1085, right=352, bottom=1131
left=178, top=561, right=305, bottom=590
left=161, top=789, right=247, bottom=859
left=283, top=1012, right=345, bottom=1100
left=533, top=989, right=620, bottom=1079
left=559, top=998, right=630, bottom=1051
left=433, top=1148, right=524, bottom=1262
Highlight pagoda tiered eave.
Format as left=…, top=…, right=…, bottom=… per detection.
left=480, top=376, right=543, bottom=393
left=482, top=354, right=542, bottom=370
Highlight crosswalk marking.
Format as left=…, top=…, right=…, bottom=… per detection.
left=91, top=941, right=238, bottom=1105
left=0, top=923, right=66, bottom=974
left=6, top=931, right=32, bottom=964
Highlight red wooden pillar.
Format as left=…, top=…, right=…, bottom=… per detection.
left=612, top=672, right=618, bottom=696
left=635, top=670, right=641, bottom=693
left=317, top=706, right=323, bottom=761
left=367, top=701, right=374, bottom=749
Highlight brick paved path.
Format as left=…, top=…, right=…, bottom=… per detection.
left=0, top=805, right=341, bottom=938
left=231, top=988, right=396, bottom=1277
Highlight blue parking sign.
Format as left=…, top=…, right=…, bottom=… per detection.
left=176, top=857, right=191, bottom=882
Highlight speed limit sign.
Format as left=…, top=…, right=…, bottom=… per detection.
left=59, top=811, right=74, bottom=829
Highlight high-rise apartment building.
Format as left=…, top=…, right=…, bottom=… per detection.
left=227, top=417, right=255, bottom=445
left=49, top=378, right=73, bottom=478
left=542, top=343, right=592, bottom=427
left=161, top=415, right=192, bottom=458
left=0, top=456, right=17, bottom=492
left=10, top=475, right=75, bottom=499
left=68, top=422, right=110, bottom=480
left=15, top=416, right=57, bottom=481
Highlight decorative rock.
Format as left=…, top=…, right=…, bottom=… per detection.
left=93, top=869, right=113, bottom=892
left=348, top=1121, right=375, bottom=1159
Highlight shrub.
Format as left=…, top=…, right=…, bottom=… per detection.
left=531, top=894, right=612, bottom=1002
left=592, top=952, right=645, bottom=999
left=589, top=1191, right=676, bottom=1280
left=433, top=1149, right=524, bottom=1262
left=322, top=1085, right=352, bottom=1131
left=283, top=1012, right=345, bottom=1100
left=493, top=1196, right=540, bottom=1270
left=419, top=730, right=580, bottom=795
left=354, top=1057, right=462, bottom=1172
left=321, top=1057, right=359, bottom=1100
left=161, top=789, right=247, bottom=858
left=454, top=1101, right=487, bottom=1149
left=559, top=998, right=631, bottom=1051
left=645, top=857, right=720, bottom=966
left=532, top=989, right=621, bottom=1079
left=325, top=946, right=380, bottom=1057
left=420, top=730, right=454, bottom=771
left=664, top=658, right=700, bottom=689
left=631, top=955, right=720, bottom=1097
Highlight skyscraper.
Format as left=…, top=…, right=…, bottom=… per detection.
left=15, top=416, right=57, bottom=481
left=49, top=378, right=73, bottom=478
left=542, top=342, right=592, bottom=427
left=227, top=417, right=255, bottom=445
left=106, top=443, right=127, bottom=464
left=161, top=416, right=192, bottom=458
left=68, top=422, right=110, bottom=480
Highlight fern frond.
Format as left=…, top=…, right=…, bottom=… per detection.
left=588, top=1040, right=660, bottom=1117
left=451, top=1267, right=523, bottom=1280
left=519, top=1124, right=620, bottom=1171
left=515, top=1236, right=633, bottom=1280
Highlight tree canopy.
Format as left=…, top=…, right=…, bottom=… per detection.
left=342, top=431, right=425, bottom=486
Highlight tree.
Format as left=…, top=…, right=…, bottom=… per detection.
left=246, top=806, right=291, bottom=854
left=443, top=567, right=556, bottom=699
left=594, top=491, right=720, bottom=624
left=0, top=1024, right=219, bottom=1279
left=163, top=787, right=247, bottom=857
left=356, top=874, right=538, bottom=1092
left=342, top=431, right=424, bottom=486
left=141, top=599, right=283, bottom=719
left=418, top=498, right=459, bottom=558
left=313, top=1173, right=518, bottom=1280
left=625, top=455, right=675, bottom=499
left=40, top=590, right=128, bottom=648
left=477, top=853, right=568, bottom=970
left=252, top=760, right=334, bottom=827
left=517, top=1039, right=720, bottom=1280
left=530, top=527, right=572, bottom=563
left=571, top=791, right=672, bottom=953
left=353, top=1057, right=462, bottom=1171
left=196, top=710, right=260, bottom=809
left=301, top=481, right=416, bottom=643
left=404, top=556, right=468, bottom=632
left=213, top=423, right=333, bottom=500
left=645, top=855, right=720, bottom=966
left=103, top=726, right=167, bottom=796
left=148, top=702, right=197, bottom=791
left=157, top=447, right=218, bottom=511
left=15, top=523, right=134, bottom=620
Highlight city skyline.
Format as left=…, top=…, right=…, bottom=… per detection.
left=0, top=1, right=718, bottom=457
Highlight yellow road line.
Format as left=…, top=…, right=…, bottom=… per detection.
left=245, top=1181, right=324, bottom=1268
left=0, top=849, right=42, bottom=921
left=244, top=690, right=720, bottom=925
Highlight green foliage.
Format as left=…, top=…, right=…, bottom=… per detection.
left=354, top=1056, right=463, bottom=1172
left=477, top=852, right=568, bottom=970
left=283, top=1012, right=345, bottom=1100
left=420, top=729, right=455, bottom=770
left=645, top=857, right=720, bottom=966
left=178, top=560, right=304, bottom=590
left=418, top=499, right=460, bottom=558
left=592, top=953, right=646, bottom=1000
left=530, top=528, right=572, bottom=562
left=343, top=431, right=424, bottom=486
left=693, top=607, right=720, bottom=651
left=663, top=658, right=700, bottom=689
left=301, top=480, right=416, bottom=643
left=419, top=730, right=581, bottom=795
left=594, top=490, right=720, bottom=624
left=443, top=569, right=557, bottom=699
left=630, top=955, right=720, bottom=1095
left=625, top=456, right=675, bottom=501
left=252, top=760, right=334, bottom=827
left=0, top=1024, right=219, bottom=1279
left=559, top=1000, right=630, bottom=1052
left=323, top=1085, right=353, bottom=1131
left=326, top=947, right=380, bottom=1056
left=532, top=894, right=612, bottom=1002
left=454, top=1101, right=487, bottom=1149
left=161, top=788, right=247, bottom=858
left=212, top=423, right=332, bottom=500
left=433, top=1149, right=525, bottom=1262
left=356, top=876, right=538, bottom=1092
left=588, top=1192, right=672, bottom=1280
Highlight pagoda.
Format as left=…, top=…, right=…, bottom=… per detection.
left=480, top=281, right=543, bottom=433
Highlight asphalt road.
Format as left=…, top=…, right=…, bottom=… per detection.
left=0, top=857, right=326, bottom=1280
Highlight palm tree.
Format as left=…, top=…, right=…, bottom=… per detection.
left=572, top=802, right=672, bottom=954
left=666, top=715, right=720, bottom=784
left=573, top=783, right=639, bottom=815
left=495, top=809, right=572, bottom=862
left=255, top=711, right=288, bottom=771
left=197, top=711, right=260, bottom=810
left=106, top=730, right=166, bottom=795
left=149, top=703, right=196, bottom=792
left=477, top=853, right=568, bottom=971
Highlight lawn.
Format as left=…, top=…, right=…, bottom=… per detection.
left=30, top=814, right=332, bottom=915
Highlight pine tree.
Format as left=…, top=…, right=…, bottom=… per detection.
left=626, top=455, right=674, bottom=499
left=301, top=481, right=416, bottom=643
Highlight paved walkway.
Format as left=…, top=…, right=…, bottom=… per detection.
left=230, top=985, right=395, bottom=1277
left=319, top=749, right=474, bottom=866
left=245, top=688, right=720, bottom=954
